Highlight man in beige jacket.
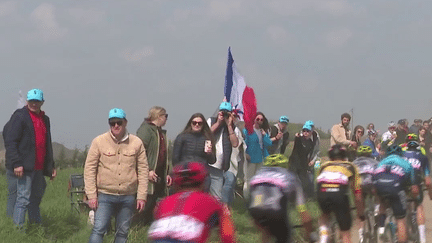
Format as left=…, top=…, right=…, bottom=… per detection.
left=330, top=112, right=357, bottom=148
left=85, top=108, right=149, bottom=243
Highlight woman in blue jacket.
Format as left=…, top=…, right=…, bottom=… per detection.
left=243, top=112, right=272, bottom=196
left=363, top=130, right=380, bottom=159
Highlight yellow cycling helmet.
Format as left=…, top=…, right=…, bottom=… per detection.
left=357, top=145, right=372, bottom=156
left=406, top=133, right=418, bottom=142
left=264, top=154, right=288, bottom=167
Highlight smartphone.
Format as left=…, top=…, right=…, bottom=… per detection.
left=205, top=140, right=211, bottom=152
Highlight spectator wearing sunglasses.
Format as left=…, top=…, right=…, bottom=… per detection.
left=136, top=106, right=172, bottom=226
left=288, top=124, right=316, bottom=199
left=242, top=112, right=272, bottom=197
left=84, top=108, right=149, bottom=243
left=172, top=113, right=216, bottom=167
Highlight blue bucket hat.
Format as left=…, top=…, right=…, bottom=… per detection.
left=219, top=102, right=232, bottom=112
left=279, top=116, right=289, bottom=123
left=302, top=124, right=312, bottom=131
left=305, top=120, right=314, bottom=127
left=27, top=89, right=44, bottom=101
left=109, top=108, right=126, bottom=119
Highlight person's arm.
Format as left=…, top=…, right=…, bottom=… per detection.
left=136, top=141, right=149, bottom=211
left=3, top=111, right=24, bottom=169
left=210, top=114, right=223, bottom=133
left=227, top=124, right=239, bottom=148
left=172, top=135, right=183, bottom=166
left=350, top=165, right=364, bottom=220
left=84, top=138, right=101, bottom=209
left=280, top=132, right=290, bottom=154
left=262, top=132, right=273, bottom=148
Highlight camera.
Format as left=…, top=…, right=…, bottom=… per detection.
left=221, top=110, right=231, bottom=118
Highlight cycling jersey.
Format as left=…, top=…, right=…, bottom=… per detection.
left=400, top=143, right=427, bottom=155
left=353, top=156, right=378, bottom=193
left=403, top=150, right=430, bottom=184
left=248, top=166, right=306, bottom=243
left=148, top=191, right=234, bottom=243
left=374, top=154, right=415, bottom=185
left=317, top=160, right=362, bottom=193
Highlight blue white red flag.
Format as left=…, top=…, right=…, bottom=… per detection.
left=224, top=47, right=257, bottom=134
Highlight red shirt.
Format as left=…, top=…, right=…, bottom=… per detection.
left=28, top=108, right=47, bottom=171
left=148, top=191, right=235, bottom=243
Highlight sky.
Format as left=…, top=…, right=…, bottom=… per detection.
left=1, top=0, right=432, bottom=150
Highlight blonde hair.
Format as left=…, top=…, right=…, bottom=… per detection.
left=147, top=106, right=166, bottom=121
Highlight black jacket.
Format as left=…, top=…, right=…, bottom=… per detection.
left=172, top=132, right=216, bottom=166
left=3, top=107, right=55, bottom=177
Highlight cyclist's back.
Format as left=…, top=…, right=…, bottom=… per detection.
left=248, top=154, right=312, bottom=243
left=148, top=162, right=234, bottom=243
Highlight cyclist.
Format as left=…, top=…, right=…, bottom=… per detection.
left=352, top=145, right=379, bottom=242
left=316, top=144, right=364, bottom=243
left=248, top=154, right=313, bottom=243
left=401, top=133, right=427, bottom=155
left=403, top=140, right=432, bottom=243
left=373, top=145, right=418, bottom=243
left=148, top=162, right=235, bottom=243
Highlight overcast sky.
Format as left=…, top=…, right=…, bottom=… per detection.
left=1, top=0, right=432, bottom=149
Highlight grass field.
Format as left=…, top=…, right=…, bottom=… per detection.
left=0, top=168, right=322, bottom=242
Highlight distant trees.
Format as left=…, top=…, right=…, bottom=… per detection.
left=55, top=145, right=89, bottom=169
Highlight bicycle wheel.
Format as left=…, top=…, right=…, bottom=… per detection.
left=382, top=211, right=397, bottom=243
left=407, top=201, right=420, bottom=243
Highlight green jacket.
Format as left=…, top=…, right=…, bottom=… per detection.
left=136, top=120, right=171, bottom=195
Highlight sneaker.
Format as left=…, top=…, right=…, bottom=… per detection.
left=378, top=227, right=386, bottom=241
left=374, top=204, right=380, bottom=216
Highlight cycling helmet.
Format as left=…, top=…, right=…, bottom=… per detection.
left=357, top=145, right=372, bottom=156
left=406, top=133, right=418, bottom=142
left=219, top=102, right=232, bottom=112
left=264, top=154, right=288, bottom=167
left=407, top=141, right=420, bottom=149
left=173, top=162, right=207, bottom=188
left=328, top=144, right=347, bottom=160
left=386, top=145, right=403, bottom=156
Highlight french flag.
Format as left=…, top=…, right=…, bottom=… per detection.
left=224, top=47, right=257, bottom=135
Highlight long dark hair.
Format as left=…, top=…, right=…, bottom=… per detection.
left=351, top=125, right=365, bottom=143
left=181, top=113, right=215, bottom=149
left=256, top=111, right=270, bottom=132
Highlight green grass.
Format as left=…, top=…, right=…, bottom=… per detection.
left=0, top=168, right=322, bottom=242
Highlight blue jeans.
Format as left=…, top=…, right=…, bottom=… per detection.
left=222, top=171, right=236, bottom=206
left=89, top=193, right=136, bottom=243
left=209, top=166, right=224, bottom=200
left=7, top=170, right=46, bottom=228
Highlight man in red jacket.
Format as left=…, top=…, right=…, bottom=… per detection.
left=3, top=89, right=56, bottom=229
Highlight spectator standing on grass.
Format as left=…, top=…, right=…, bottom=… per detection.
left=84, top=108, right=149, bottom=243
left=348, top=125, right=365, bottom=161
left=207, top=101, right=240, bottom=201
left=331, top=113, right=357, bottom=150
left=243, top=112, right=272, bottom=197
left=136, top=106, right=172, bottom=226
left=305, top=120, right=321, bottom=164
left=172, top=113, right=216, bottom=191
left=288, top=124, right=316, bottom=199
left=394, top=119, right=408, bottom=146
left=409, top=119, right=423, bottom=134
left=268, top=116, right=290, bottom=155
left=3, top=89, right=56, bottom=229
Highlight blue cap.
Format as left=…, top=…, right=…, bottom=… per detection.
left=27, top=89, right=44, bottom=101
left=279, top=116, right=289, bottom=123
left=305, top=120, right=314, bottom=127
left=219, top=102, right=232, bottom=111
left=302, top=124, right=312, bottom=131
left=109, top=108, right=126, bottom=119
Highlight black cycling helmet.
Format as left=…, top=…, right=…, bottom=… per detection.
left=386, top=144, right=403, bottom=156
left=328, top=144, right=347, bottom=160
left=407, top=141, right=420, bottom=150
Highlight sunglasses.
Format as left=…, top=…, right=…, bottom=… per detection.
left=256, top=118, right=264, bottom=121
left=302, top=129, right=311, bottom=133
left=357, top=130, right=364, bottom=134
left=109, top=120, right=123, bottom=127
left=161, top=114, right=168, bottom=118
left=192, top=121, right=203, bottom=126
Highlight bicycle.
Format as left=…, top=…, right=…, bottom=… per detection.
left=406, top=197, right=419, bottom=243
left=378, top=199, right=397, bottom=243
